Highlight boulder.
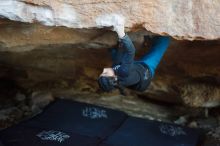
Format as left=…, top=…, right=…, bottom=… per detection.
left=0, top=1, right=220, bottom=108
left=0, top=0, right=220, bottom=40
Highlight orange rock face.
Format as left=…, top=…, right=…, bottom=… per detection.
left=1, top=0, right=220, bottom=40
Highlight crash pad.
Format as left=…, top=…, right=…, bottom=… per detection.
left=101, top=117, right=200, bottom=146
left=0, top=99, right=201, bottom=146
left=0, top=99, right=127, bottom=146
left=19, top=99, right=127, bottom=139
left=0, top=126, right=100, bottom=146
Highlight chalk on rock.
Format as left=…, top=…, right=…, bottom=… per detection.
left=96, top=13, right=125, bottom=28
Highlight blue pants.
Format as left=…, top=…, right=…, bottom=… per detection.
left=139, top=36, right=170, bottom=76
left=111, top=35, right=170, bottom=77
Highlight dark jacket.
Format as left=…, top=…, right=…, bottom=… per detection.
left=112, top=35, right=152, bottom=92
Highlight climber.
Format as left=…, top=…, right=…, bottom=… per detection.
left=98, top=18, right=170, bottom=94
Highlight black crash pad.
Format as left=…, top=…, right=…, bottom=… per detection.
left=0, top=99, right=201, bottom=146
left=20, top=99, right=128, bottom=139
left=0, top=99, right=127, bottom=146
left=0, top=126, right=100, bottom=146
left=101, top=117, right=200, bottom=146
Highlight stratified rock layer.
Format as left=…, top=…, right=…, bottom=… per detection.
left=1, top=0, right=220, bottom=40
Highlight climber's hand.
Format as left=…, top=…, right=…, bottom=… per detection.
left=95, top=14, right=125, bottom=38
left=112, top=16, right=125, bottom=38
left=113, top=23, right=125, bottom=38
left=100, top=68, right=116, bottom=77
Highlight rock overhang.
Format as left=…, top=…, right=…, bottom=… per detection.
left=0, top=0, right=220, bottom=40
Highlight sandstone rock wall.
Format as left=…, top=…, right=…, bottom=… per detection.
left=1, top=0, right=220, bottom=40
left=0, top=20, right=219, bottom=107
left=0, top=19, right=118, bottom=52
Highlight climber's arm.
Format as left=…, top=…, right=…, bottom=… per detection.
left=112, top=19, right=136, bottom=77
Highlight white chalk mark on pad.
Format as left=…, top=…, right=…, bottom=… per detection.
left=159, top=124, right=187, bottom=137
left=37, top=130, right=70, bottom=143
left=82, top=107, right=108, bottom=119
